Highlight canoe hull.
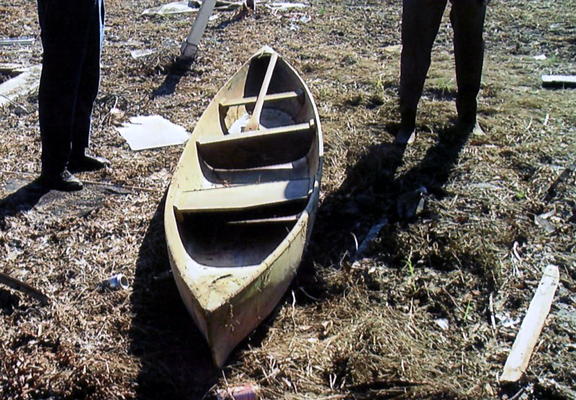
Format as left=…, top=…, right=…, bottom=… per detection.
left=171, top=210, right=310, bottom=366
left=164, top=46, right=322, bottom=367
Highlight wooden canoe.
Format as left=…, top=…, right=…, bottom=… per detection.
left=164, top=46, right=323, bottom=367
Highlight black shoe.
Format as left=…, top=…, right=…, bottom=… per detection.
left=394, top=127, right=416, bottom=145
left=68, top=154, right=111, bottom=172
left=38, top=170, right=83, bottom=192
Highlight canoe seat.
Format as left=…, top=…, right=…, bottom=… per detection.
left=219, top=90, right=304, bottom=110
left=197, top=120, right=315, bottom=169
left=174, top=178, right=310, bottom=213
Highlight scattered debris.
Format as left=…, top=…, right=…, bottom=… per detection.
left=533, top=54, right=547, bottom=60
left=353, top=217, right=388, bottom=261
left=496, top=313, right=521, bottom=329
left=142, top=0, right=242, bottom=16
left=130, top=39, right=179, bottom=60
left=142, top=1, right=198, bottom=16
left=511, top=241, right=523, bottom=262
left=0, top=63, right=29, bottom=73
left=0, top=65, right=41, bottom=108
left=1, top=1, right=574, bottom=398
left=130, top=48, right=158, bottom=59
left=434, top=318, right=449, bottom=331
left=534, top=212, right=556, bottom=234
left=288, top=13, right=311, bottom=30
left=544, top=161, right=576, bottom=202
left=542, top=74, right=576, bottom=89
left=266, top=1, right=307, bottom=13
left=0, top=36, right=35, bottom=46
left=108, top=106, right=126, bottom=126
left=537, top=377, right=576, bottom=400
left=116, top=115, right=190, bottom=150
left=383, top=44, right=402, bottom=54
left=102, top=273, right=130, bottom=290
left=500, top=265, right=560, bottom=383
left=148, top=168, right=172, bottom=182
left=0, top=271, right=50, bottom=305
left=216, top=384, right=259, bottom=400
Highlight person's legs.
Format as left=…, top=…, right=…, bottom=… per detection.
left=38, top=0, right=95, bottom=173
left=37, top=0, right=108, bottom=185
left=71, top=0, right=104, bottom=157
left=450, top=0, right=487, bottom=133
left=68, top=0, right=110, bottom=172
left=398, top=0, right=448, bottom=144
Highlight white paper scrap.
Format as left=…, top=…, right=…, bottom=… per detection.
left=266, top=2, right=308, bottom=12
left=117, top=115, right=190, bottom=151
left=142, top=1, right=196, bottom=16
left=130, top=49, right=158, bottom=59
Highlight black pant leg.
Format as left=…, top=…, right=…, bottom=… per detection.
left=450, top=0, right=487, bottom=123
left=71, top=0, right=104, bottom=155
left=399, top=0, right=448, bottom=131
left=37, top=0, right=99, bottom=174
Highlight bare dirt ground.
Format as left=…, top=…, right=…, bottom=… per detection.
left=1, top=0, right=575, bottom=399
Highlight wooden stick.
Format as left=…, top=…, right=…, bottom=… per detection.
left=244, top=52, right=278, bottom=131
left=500, top=265, right=559, bottom=383
left=0, top=271, right=50, bottom=305
left=179, top=0, right=218, bottom=61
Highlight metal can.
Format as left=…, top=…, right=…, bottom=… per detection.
left=103, top=273, right=129, bottom=290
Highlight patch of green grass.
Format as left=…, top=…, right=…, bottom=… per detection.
left=404, top=250, right=416, bottom=281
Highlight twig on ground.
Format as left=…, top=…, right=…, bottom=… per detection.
left=0, top=271, right=50, bottom=305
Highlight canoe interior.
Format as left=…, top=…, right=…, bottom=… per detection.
left=172, top=50, right=321, bottom=269
left=177, top=201, right=305, bottom=267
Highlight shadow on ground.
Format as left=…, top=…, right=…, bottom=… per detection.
left=152, top=61, right=191, bottom=98
left=129, top=197, right=220, bottom=399
left=0, top=179, right=48, bottom=228
left=301, top=124, right=480, bottom=297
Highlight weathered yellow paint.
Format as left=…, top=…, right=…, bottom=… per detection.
left=164, top=47, right=323, bottom=367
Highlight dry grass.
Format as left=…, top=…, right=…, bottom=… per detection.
left=1, top=0, right=575, bottom=399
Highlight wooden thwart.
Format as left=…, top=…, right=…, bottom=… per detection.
left=500, top=265, right=560, bottom=383
left=199, top=121, right=314, bottom=146
left=219, top=90, right=303, bottom=109
left=174, top=178, right=310, bottom=213
left=198, top=121, right=315, bottom=169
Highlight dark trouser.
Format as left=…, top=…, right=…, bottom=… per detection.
left=37, top=0, right=104, bottom=175
left=399, top=0, right=487, bottom=131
